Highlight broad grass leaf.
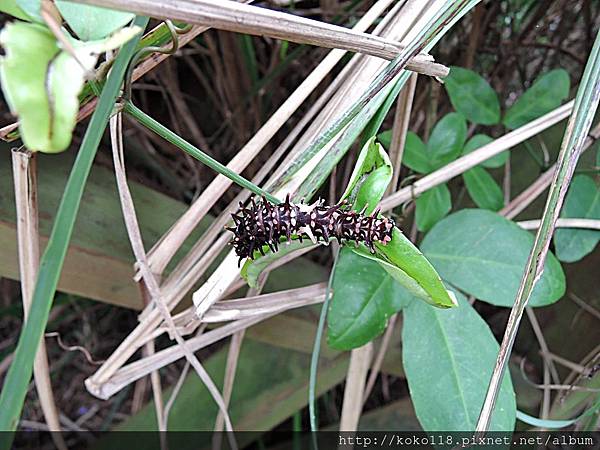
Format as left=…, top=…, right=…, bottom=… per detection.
left=463, top=167, right=504, bottom=211
left=327, top=248, right=412, bottom=350
left=554, top=175, right=600, bottom=262
left=444, top=66, right=500, bottom=125
left=415, top=183, right=452, bottom=231
left=403, top=291, right=516, bottom=431
left=421, top=209, right=565, bottom=307
left=503, top=69, right=570, bottom=129
left=463, top=134, right=508, bottom=169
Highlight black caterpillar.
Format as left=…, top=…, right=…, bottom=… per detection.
left=227, top=195, right=395, bottom=265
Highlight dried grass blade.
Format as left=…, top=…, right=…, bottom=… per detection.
left=68, top=0, right=447, bottom=76
left=11, top=149, right=66, bottom=450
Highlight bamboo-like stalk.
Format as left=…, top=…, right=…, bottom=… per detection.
left=339, top=343, right=373, bottom=432
left=11, top=149, right=67, bottom=450
left=476, top=28, right=600, bottom=433
left=517, top=218, right=600, bottom=231
left=386, top=72, right=418, bottom=197
left=67, top=0, right=448, bottom=77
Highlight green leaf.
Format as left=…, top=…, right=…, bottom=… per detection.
left=503, top=69, right=570, bottom=129
left=402, top=131, right=432, bottom=174
left=463, top=134, right=508, bottom=169
left=421, top=209, right=566, bottom=307
left=1, top=0, right=31, bottom=20
left=16, top=0, right=42, bottom=22
left=0, top=22, right=139, bottom=153
left=415, top=183, right=451, bottom=232
left=444, top=66, right=500, bottom=125
left=463, top=167, right=504, bottom=211
left=327, top=248, right=412, bottom=350
left=341, top=136, right=392, bottom=214
left=402, top=291, right=516, bottom=431
left=55, top=1, right=134, bottom=41
left=370, top=228, right=457, bottom=309
left=554, top=175, right=600, bottom=262
left=241, top=239, right=319, bottom=288
left=427, top=112, right=467, bottom=170
left=0, top=16, right=147, bottom=435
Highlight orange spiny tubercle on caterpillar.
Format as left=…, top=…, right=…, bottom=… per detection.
left=226, top=194, right=395, bottom=266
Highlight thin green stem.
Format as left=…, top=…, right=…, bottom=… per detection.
left=123, top=101, right=280, bottom=204
left=0, top=16, right=149, bottom=442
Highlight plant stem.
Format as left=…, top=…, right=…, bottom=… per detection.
left=123, top=101, right=280, bottom=203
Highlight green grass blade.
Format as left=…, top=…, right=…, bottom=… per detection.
left=0, top=16, right=148, bottom=437
left=124, top=101, right=280, bottom=203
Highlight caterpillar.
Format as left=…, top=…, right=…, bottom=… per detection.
left=226, top=195, right=395, bottom=265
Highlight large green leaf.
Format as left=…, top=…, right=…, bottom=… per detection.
left=463, top=167, right=504, bottom=211
left=415, top=183, right=452, bottom=232
left=402, top=291, right=516, bottom=431
left=444, top=66, right=500, bottom=125
left=503, top=69, right=570, bottom=129
left=0, top=21, right=138, bottom=153
left=427, top=112, right=467, bottom=170
left=327, top=248, right=412, bottom=350
left=340, top=136, right=392, bottom=214
left=421, top=209, right=565, bottom=307
left=56, top=1, right=134, bottom=41
left=463, top=134, right=508, bottom=169
left=554, top=175, right=600, bottom=262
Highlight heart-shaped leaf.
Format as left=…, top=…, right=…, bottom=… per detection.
left=403, top=291, right=516, bottom=431
left=444, top=66, right=500, bottom=125
left=327, top=248, right=413, bottom=350
left=463, top=134, right=508, bottom=169
left=415, top=183, right=452, bottom=232
left=503, top=69, right=570, bottom=129
left=421, top=209, right=566, bottom=307
left=554, top=175, right=600, bottom=262
left=463, top=167, right=504, bottom=211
